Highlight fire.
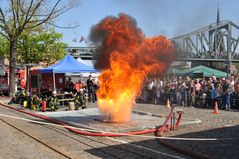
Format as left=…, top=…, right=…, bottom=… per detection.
left=91, top=14, right=175, bottom=122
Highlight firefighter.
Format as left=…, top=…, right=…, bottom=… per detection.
left=18, top=89, right=29, bottom=108
left=30, top=95, right=39, bottom=110
left=48, top=91, right=59, bottom=111
left=74, top=89, right=87, bottom=109
left=8, top=87, right=22, bottom=104
left=15, top=88, right=26, bottom=105
left=25, top=92, right=32, bottom=108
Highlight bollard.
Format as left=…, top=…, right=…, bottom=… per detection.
left=42, top=101, right=47, bottom=112
left=69, top=102, right=75, bottom=110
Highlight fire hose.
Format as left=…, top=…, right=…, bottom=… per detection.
left=156, top=110, right=211, bottom=159
left=0, top=101, right=159, bottom=136
left=0, top=101, right=211, bottom=158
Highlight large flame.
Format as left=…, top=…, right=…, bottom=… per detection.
left=90, top=14, right=175, bottom=122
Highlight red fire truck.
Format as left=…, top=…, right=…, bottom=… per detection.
left=0, top=66, right=8, bottom=95
left=0, top=63, right=26, bottom=95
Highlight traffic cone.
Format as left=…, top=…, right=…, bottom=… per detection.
left=166, top=98, right=171, bottom=109
left=213, top=101, right=219, bottom=114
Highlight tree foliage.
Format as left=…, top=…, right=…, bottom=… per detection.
left=17, top=28, right=67, bottom=65
left=0, top=0, right=79, bottom=96
left=0, top=36, right=9, bottom=57
left=0, top=28, right=67, bottom=65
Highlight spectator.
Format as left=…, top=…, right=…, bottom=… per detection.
left=211, top=83, right=217, bottom=107
left=155, top=78, right=162, bottom=104
left=179, top=82, right=188, bottom=106
left=222, top=78, right=231, bottom=111
left=176, top=86, right=181, bottom=106
left=194, top=79, right=201, bottom=107
left=137, top=74, right=239, bottom=111
left=234, top=82, right=239, bottom=109
left=215, top=83, right=223, bottom=109
left=66, top=77, right=74, bottom=92
left=93, top=78, right=99, bottom=101
left=87, top=75, right=96, bottom=103
left=189, top=80, right=195, bottom=106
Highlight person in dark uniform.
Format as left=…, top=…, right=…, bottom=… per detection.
left=31, top=95, right=39, bottom=110
left=74, top=89, right=87, bottom=109
left=87, top=75, right=95, bottom=103
left=48, top=91, right=59, bottom=111
left=66, top=77, right=74, bottom=92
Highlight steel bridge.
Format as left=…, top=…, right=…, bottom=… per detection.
left=67, top=21, right=239, bottom=64
left=171, top=20, right=239, bottom=63
left=66, top=46, right=97, bottom=60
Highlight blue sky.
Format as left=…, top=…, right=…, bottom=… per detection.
left=55, top=0, right=239, bottom=47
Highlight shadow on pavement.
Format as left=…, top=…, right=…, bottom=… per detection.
left=165, top=125, right=239, bottom=159
left=85, top=137, right=189, bottom=159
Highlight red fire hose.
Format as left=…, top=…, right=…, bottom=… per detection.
left=156, top=111, right=211, bottom=159
left=0, top=101, right=158, bottom=136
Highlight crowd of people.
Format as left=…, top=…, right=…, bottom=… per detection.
left=139, top=75, right=239, bottom=111
left=10, top=72, right=239, bottom=112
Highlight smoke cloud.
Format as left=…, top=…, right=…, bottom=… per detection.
left=90, top=13, right=174, bottom=72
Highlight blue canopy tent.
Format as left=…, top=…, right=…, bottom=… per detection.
left=40, top=54, right=97, bottom=91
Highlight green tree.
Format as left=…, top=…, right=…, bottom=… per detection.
left=17, top=28, right=67, bottom=65
left=0, top=36, right=9, bottom=57
left=0, top=27, right=68, bottom=65
left=0, top=0, right=79, bottom=96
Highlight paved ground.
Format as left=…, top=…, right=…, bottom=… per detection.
left=134, top=103, right=239, bottom=159
left=1, top=97, right=239, bottom=159
left=0, top=97, right=190, bottom=159
left=36, top=107, right=200, bottom=133
left=93, top=102, right=239, bottom=159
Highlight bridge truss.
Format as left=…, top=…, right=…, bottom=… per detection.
left=171, top=20, right=239, bottom=63
left=67, top=20, right=239, bottom=64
